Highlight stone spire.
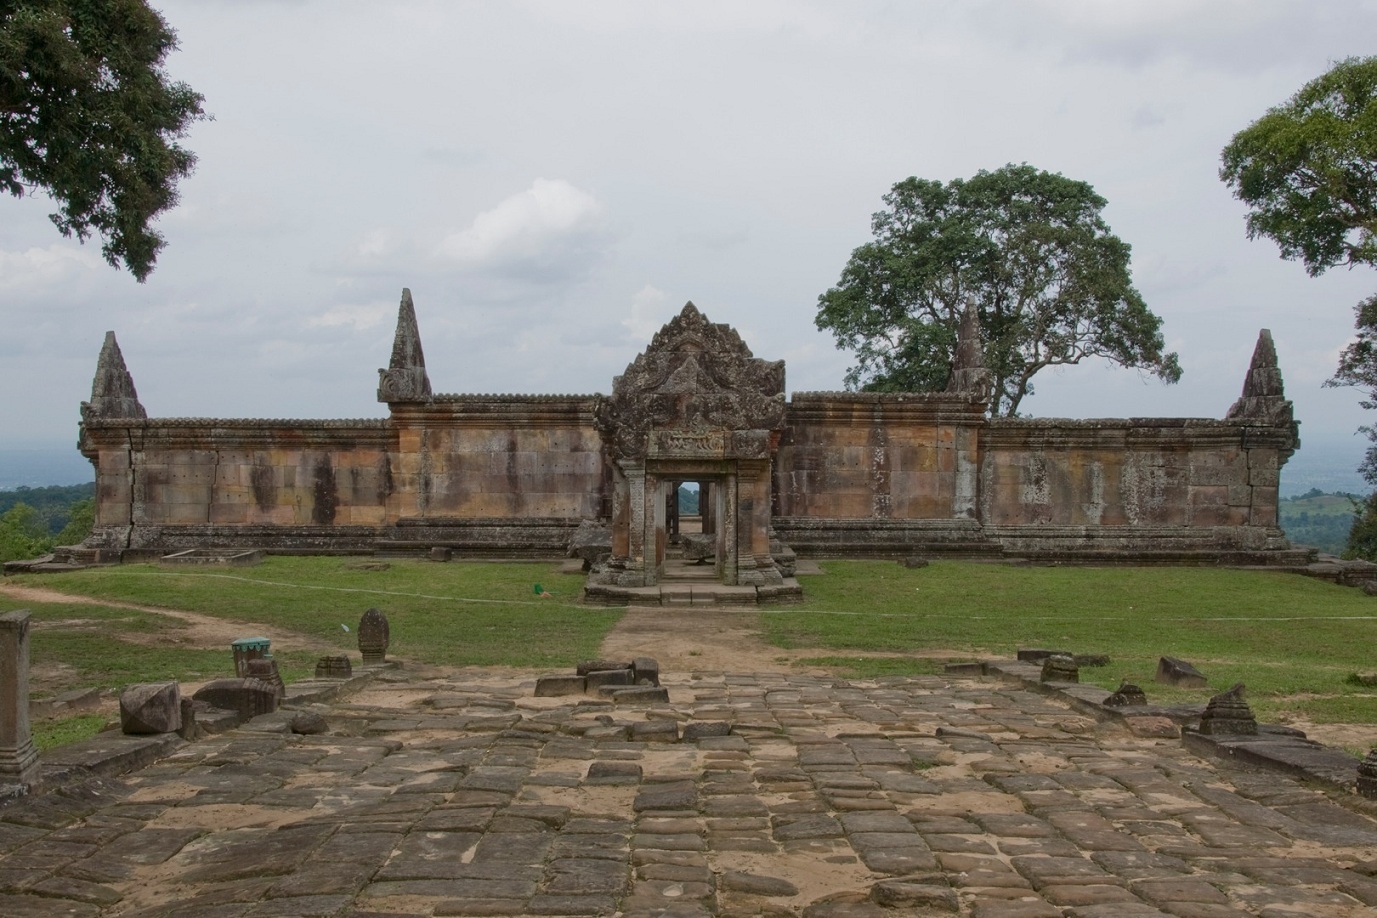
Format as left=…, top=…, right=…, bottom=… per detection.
left=1226, top=329, right=1295, bottom=430
left=81, top=331, right=147, bottom=422
left=945, top=300, right=993, bottom=402
left=377, top=288, right=432, bottom=403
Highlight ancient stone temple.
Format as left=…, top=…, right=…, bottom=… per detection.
left=76, top=290, right=1307, bottom=604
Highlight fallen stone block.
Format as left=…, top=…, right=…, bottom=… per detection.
left=314, top=655, right=352, bottom=679
left=535, top=675, right=586, bottom=697
left=291, top=712, right=329, bottom=735
left=1040, top=654, right=1079, bottom=683
left=577, top=659, right=632, bottom=676
left=631, top=657, right=660, bottom=686
left=1156, top=656, right=1207, bottom=688
left=119, top=682, right=182, bottom=735
left=192, top=677, right=279, bottom=720
left=585, top=669, right=634, bottom=692
left=605, top=686, right=670, bottom=704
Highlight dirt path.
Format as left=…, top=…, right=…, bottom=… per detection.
left=597, top=606, right=803, bottom=673
left=0, top=582, right=339, bottom=654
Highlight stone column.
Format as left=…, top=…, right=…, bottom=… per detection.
left=0, top=611, right=40, bottom=787
left=719, top=473, right=739, bottom=584
left=953, top=424, right=981, bottom=519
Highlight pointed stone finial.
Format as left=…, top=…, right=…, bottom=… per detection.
left=945, top=300, right=993, bottom=401
left=81, top=332, right=147, bottom=422
left=1226, top=329, right=1296, bottom=432
left=377, top=288, right=432, bottom=403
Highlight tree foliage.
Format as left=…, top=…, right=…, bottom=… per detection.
left=0, top=0, right=205, bottom=281
left=1222, top=58, right=1377, bottom=557
left=1220, top=56, right=1377, bottom=277
left=816, top=164, right=1181, bottom=416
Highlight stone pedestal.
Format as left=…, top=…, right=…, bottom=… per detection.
left=0, top=611, right=40, bottom=787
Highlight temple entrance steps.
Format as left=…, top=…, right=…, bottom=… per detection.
left=581, top=548, right=803, bottom=607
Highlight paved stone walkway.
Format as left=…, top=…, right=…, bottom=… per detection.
left=4, top=666, right=1377, bottom=917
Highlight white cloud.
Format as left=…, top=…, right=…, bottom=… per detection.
left=306, top=301, right=393, bottom=331
left=622, top=285, right=672, bottom=341
left=436, top=178, right=610, bottom=282
left=0, top=245, right=104, bottom=295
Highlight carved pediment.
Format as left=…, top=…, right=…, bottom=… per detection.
left=594, top=302, right=786, bottom=459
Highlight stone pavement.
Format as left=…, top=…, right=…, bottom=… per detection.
left=3, top=666, right=1377, bottom=917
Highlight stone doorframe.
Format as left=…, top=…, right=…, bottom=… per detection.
left=606, top=455, right=780, bottom=589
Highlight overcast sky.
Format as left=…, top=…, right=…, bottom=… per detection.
left=5, top=1, right=1377, bottom=480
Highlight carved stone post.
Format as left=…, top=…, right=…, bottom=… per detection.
left=953, top=425, right=980, bottom=519
left=719, top=473, right=739, bottom=584
left=0, top=611, right=40, bottom=787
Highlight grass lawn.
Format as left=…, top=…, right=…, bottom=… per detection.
left=7, top=557, right=1377, bottom=746
left=774, top=560, right=1377, bottom=728
left=5, top=558, right=622, bottom=747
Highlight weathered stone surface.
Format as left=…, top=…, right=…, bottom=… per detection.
left=1125, top=715, right=1180, bottom=738
left=1104, top=683, right=1147, bottom=706
left=869, top=879, right=958, bottom=910
left=608, top=686, right=670, bottom=704
left=291, top=712, right=329, bottom=735
left=534, top=675, right=586, bottom=697
left=376, top=287, right=432, bottom=403
left=1358, top=748, right=1377, bottom=800
left=314, top=655, right=352, bottom=679
left=358, top=608, right=390, bottom=664
left=1156, top=656, right=1207, bottom=688
left=192, top=677, right=279, bottom=720
left=631, top=720, right=679, bottom=743
left=1198, top=683, right=1258, bottom=736
left=720, top=871, right=798, bottom=896
left=585, top=670, right=633, bottom=692
left=682, top=721, right=731, bottom=740
left=587, top=762, right=641, bottom=784
left=631, top=657, right=660, bottom=686
left=1040, top=654, right=1079, bottom=683
left=245, top=657, right=285, bottom=700
left=567, top=520, right=612, bottom=570
left=119, top=682, right=182, bottom=735
left=81, top=331, right=146, bottom=422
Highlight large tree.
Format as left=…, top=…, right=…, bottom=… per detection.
left=816, top=164, right=1181, bottom=416
left=0, top=0, right=205, bottom=281
left=1221, top=57, right=1377, bottom=554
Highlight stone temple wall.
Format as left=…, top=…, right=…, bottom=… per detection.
left=75, top=295, right=1305, bottom=565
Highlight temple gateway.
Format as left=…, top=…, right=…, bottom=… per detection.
left=77, top=291, right=1305, bottom=604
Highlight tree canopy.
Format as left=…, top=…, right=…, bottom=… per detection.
left=0, top=0, right=205, bottom=281
left=1220, top=56, right=1377, bottom=277
left=1222, top=57, right=1377, bottom=557
left=815, top=164, right=1181, bottom=416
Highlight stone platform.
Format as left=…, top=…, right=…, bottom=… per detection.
left=4, top=665, right=1377, bottom=916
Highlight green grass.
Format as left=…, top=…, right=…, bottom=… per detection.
left=8, top=558, right=622, bottom=669
left=774, top=561, right=1377, bottom=726
left=33, top=714, right=108, bottom=751
left=11, top=557, right=1377, bottom=740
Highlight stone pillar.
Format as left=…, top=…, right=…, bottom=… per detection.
left=719, top=473, right=739, bottom=584
left=735, top=461, right=782, bottom=587
left=700, top=481, right=714, bottom=536
left=953, top=425, right=980, bottom=519
left=0, top=611, right=40, bottom=787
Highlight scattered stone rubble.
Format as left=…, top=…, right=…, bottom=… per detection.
left=536, top=657, right=668, bottom=703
